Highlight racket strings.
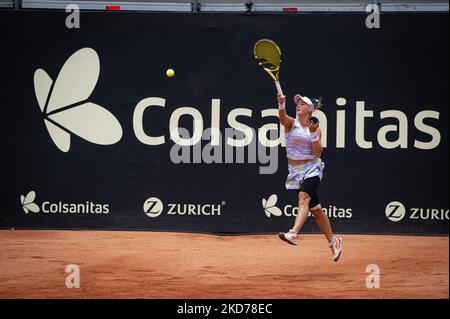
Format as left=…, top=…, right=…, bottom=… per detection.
left=254, top=40, right=281, bottom=72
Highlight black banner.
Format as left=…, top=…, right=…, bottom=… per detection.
left=0, top=11, right=448, bottom=234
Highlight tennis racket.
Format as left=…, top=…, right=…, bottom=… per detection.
left=253, top=39, right=283, bottom=95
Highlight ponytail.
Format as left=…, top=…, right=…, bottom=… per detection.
left=312, top=97, right=323, bottom=110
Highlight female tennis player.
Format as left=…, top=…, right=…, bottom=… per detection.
left=277, top=93, right=343, bottom=262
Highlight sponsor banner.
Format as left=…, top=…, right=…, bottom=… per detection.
left=0, top=11, right=448, bottom=234
left=20, top=191, right=110, bottom=215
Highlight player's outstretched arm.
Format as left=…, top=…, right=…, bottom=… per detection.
left=277, top=94, right=294, bottom=132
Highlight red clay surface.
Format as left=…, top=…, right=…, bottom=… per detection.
left=0, top=230, right=448, bottom=299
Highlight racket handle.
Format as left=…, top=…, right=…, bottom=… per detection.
left=275, top=81, right=283, bottom=96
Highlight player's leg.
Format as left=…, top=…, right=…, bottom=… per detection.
left=292, top=191, right=311, bottom=234
left=278, top=191, right=309, bottom=245
left=310, top=196, right=343, bottom=262
left=309, top=200, right=333, bottom=243
left=279, top=176, right=318, bottom=245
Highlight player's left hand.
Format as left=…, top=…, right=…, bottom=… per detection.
left=306, top=119, right=319, bottom=132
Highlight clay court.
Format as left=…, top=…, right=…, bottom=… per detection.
left=0, top=230, right=448, bottom=299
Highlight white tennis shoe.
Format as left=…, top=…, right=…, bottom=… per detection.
left=278, top=230, right=299, bottom=246
left=330, top=236, right=343, bottom=262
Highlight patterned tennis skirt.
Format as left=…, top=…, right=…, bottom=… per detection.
left=285, top=157, right=325, bottom=190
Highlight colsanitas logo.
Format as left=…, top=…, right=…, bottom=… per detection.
left=143, top=196, right=222, bottom=218
left=34, top=47, right=122, bottom=152
left=262, top=194, right=352, bottom=219
left=386, top=201, right=449, bottom=222
left=20, top=191, right=40, bottom=214
left=20, top=191, right=110, bottom=215
left=34, top=49, right=443, bottom=164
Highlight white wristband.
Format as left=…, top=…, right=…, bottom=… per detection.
left=278, top=102, right=286, bottom=110
left=310, top=132, right=319, bottom=142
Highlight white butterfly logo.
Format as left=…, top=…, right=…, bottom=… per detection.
left=262, top=194, right=283, bottom=217
left=33, top=47, right=123, bottom=152
left=20, top=191, right=40, bottom=214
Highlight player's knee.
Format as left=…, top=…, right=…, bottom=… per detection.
left=298, top=192, right=311, bottom=205
left=311, top=208, right=323, bottom=218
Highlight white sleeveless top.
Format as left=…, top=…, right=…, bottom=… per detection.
left=285, top=118, right=315, bottom=161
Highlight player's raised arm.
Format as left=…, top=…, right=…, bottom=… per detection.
left=277, top=93, right=294, bottom=131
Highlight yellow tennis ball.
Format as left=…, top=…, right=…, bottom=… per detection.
left=166, top=69, right=175, bottom=77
